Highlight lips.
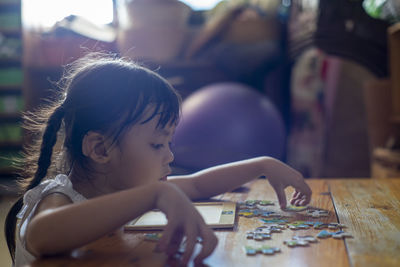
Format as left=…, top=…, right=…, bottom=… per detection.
left=159, top=171, right=170, bottom=181
left=159, top=168, right=171, bottom=181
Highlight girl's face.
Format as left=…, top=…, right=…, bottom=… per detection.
left=107, top=113, right=175, bottom=189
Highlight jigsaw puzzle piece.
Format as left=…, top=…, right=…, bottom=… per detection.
left=317, top=230, right=333, bottom=238
left=332, top=230, right=353, bottom=239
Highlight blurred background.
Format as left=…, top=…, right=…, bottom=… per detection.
left=1, top=0, right=400, bottom=182
left=0, top=0, right=399, bottom=263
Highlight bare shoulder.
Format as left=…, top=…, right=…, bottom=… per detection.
left=34, top=192, right=74, bottom=216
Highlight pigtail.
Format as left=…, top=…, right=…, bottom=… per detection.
left=4, top=105, right=65, bottom=262
left=4, top=198, right=23, bottom=262
left=28, top=106, right=65, bottom=189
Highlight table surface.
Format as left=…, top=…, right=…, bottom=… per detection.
left=31, top=178, right=400, bottom=267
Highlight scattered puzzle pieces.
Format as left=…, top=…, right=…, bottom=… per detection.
left=239, top=210, right=256, bottom=218
left=256, top=225, right=285, bottom=233
left=258, top=200, right=275, bottom=206
left=244, top=245, right=258, bottom=256
left=285, top=205, right=308, bottom=212
left=306, top=209, right=329, bottom=218
left=317, top=229, right=353, bottom=239
left=244, top=200, right=258, bottom=206
left=288, top=224, right=311, bottom=230
left=244, top=245, right=280, bottom=256
left=238, top=200, right=257, bottom=209
left=246, top=230, right=271, bottom=241
left=313, top=222, right=329, bottom=229
left=238, top=199, right=279, bottom=219
left=284, top=239, right=309, bottom=247
left=238, top=209, right=282, bottom=218
left=317, top=230, right=333, bottom=238
left=144, top=233, right=162, bottom=242
left=310, top=222, right=346, bottom=229
left=328, top=222, right=347, bottom=230
left=287, top=221, right=314, bottom=230
left=284, top=235, right=318, bottom=247
left=332, top=230, right=353, bottom=239
left=238, top=200, right=275, bottom=210
left=239, top=201, right=354, bottom=257
left=293, top=235, right=318, bottom=243
left=246, top=224, right=287, bottom=241
left=259, top=211, right=277, bottom=218
left=238, top=209, right=279, bottom=218
left=260, top=218, right=289, bottom=224
left=260, top=245, right=281, bottom=255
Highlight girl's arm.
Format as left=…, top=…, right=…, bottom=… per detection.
left=168, top=156, right=312, bottom=209
left=25, top=182, right=217, bottom=265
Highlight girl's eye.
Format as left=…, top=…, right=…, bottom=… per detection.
left=151, top=143, right=164, bottom=150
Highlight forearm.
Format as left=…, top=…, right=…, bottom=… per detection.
left=170, top=156, right=276, bottom=200
left=26, top=182, right=162, bottom=256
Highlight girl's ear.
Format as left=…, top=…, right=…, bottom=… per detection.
left=82, top=131, right=112, bottom=163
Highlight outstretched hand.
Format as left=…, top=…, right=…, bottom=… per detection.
left=155, top=183, right=218, bottom=265
left=266, top=161, right=312, bottom=210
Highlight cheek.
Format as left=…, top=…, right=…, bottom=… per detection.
left=129, top=151, right=160, bottom=178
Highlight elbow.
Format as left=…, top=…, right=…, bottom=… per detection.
left=25, top=217, right=66, bottom=257
left=25, top=220, right=49, bottom=257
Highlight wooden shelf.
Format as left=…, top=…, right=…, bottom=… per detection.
left=0, top=0, right=23, bottom=181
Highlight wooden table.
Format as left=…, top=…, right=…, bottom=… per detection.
left=31, top=178, right=400, bottom=267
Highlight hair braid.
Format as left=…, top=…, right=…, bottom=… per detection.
left=5, top=105, right=65, bottom=262
left=28, top=106, right=65, bottom=189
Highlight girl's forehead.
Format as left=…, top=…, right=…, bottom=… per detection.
left=136, top=114, right=176, bottom=136
left=154, top=125, right=175, bottom=137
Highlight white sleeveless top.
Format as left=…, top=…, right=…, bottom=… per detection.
left=14, top=174, right=86, bottom=267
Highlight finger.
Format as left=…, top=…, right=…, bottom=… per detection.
left=293, top=198, right=302, bottom=206
left=194, top=229, right=218, bottom=265
left=292, top=190, right=300, bottom=199
left=290, top=190, right=300, bottom=205
left=299, top=187, right=312, bottom=205
left=166, top=229, right=184, bottom=256
left=298, top=195, right=309, bottom=206
left=291, top=190, right=308, bottom=205
left=272, top=184, right=287, bottom=209
left=292, top=181, right=312, bottom=205
left=299, top=198, right=307, bottom=206
left=157, top=222, right=176, bottom=252
left=194, top=235, right=218, bottom=265
left=181, top=227, right=197, bottom=265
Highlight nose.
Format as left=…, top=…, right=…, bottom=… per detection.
left=165, top=147, right=174, bottom=164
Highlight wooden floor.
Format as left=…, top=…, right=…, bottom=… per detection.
left=0, top=195, right=17, bottom=267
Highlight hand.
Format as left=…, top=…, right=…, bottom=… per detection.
left=155, top=182, right=218, bottom=265
left=266, top=159, right=312, bottom=209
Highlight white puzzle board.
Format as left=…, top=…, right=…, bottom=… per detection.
left=124, top=202, right=236, bottom=230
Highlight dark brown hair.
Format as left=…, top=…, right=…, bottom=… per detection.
left=5, top=53, right=181, bottom=261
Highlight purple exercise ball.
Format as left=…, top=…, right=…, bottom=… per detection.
left=172, top=83, right=285, bottom=171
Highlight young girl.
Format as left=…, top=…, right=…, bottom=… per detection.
left=5, top=53, right=312, bottom=266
